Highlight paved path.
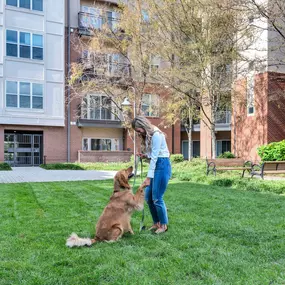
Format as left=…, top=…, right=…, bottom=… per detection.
left=0, top=167, right=117, bottom=184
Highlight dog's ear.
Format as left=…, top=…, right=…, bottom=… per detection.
left=127, top=166, right=133, bottom=174
left=113, top=179, right=121, bottom=193
left=117, top=171, right=130, bottom=189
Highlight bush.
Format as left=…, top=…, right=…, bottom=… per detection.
left=170, top=154, right=184, bottom=163
left=257, top=140, right=285, bottom=161
left=218, top=151, right=235, bottom=159
left=0, top=163, right=12, bottom=171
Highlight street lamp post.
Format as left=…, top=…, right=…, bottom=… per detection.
left=121, top=87, right=136, bottom=162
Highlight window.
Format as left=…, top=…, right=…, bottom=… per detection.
left=6, top=81, right=43, bottom=109
left=20, top=32, right=30, bottom=58
left=20, top=0, right=30, bottom=9
left=80, top=6, right=102, bottom=29
left=82, top=138, right=120, bottom=151
left=6, top=30, right=43, bottom=60
left=216, top=140, right=231, bottom=157
left=108, top=54, right=129, bottom=76
left=142, top=10, right=150, bottom=23
left=6, top=0, right=43, bottom=11
left=150, top=55, right=160, bottom=73
left=32, top=34, right=43, bottom=60
left=6, top=30, right=17, bottom=57
left=247, top=73, right=255, bottom=115
left=142, top=94, right=159, bottom=117
left=7, top=0, right=17, bottom=7
left=20, top=82, right=30, bottom=108
left=104, top=11, right=120, bottom=31
left=32, top=0, right=42, bottom=11
left=182, top=141, right=200, bottom=160
left=82, top=95, right=117, bottom=120
left=32, top=83, right=43, bottom=109
left=6, top=81, right=18, bottom=107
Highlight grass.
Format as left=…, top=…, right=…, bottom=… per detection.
left=41, top=158, right=285, bottom=195
left=1, top=179, right=285, bottom=284
left=0, top=163, right=12, bottom=171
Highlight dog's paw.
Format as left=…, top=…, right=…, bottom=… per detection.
left=135, top=204, right=144, bottom=211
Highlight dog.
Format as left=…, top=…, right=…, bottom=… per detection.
left=66, top=166, right=145, bottom=247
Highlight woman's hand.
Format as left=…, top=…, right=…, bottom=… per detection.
left=142, top=177, right=151, bottom=187
left=137, top=153, right=147, bottom=159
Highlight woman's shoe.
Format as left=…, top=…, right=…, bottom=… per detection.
left=155, top=227, right=168, bottom=234
left=148, top=225, right=159, bottom=231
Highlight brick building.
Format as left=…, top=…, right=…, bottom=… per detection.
left=65, top=0, right=181, bottom=163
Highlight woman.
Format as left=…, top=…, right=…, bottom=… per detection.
left=132, top=116, right=171, bottom=234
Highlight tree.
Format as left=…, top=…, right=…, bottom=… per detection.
left=69, top=0, right=257, bottom=158
left=163, top=91, right=200, bottom=160
left=118, top=0, right=257, bottom=158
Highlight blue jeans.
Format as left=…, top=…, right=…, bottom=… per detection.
left=145, top=157, right=172, bottom=225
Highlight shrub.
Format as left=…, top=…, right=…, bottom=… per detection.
left=170, top=154, right=184, bottom=163
left=218, top=151, right=235, bottom=159
left=257, top=140, right=285, bottom=161
left=0, top=163, right=12, bottom=171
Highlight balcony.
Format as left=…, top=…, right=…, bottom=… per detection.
left=215, top=111, right=231, bottom=131
left=77, top=99, right=123, bottom=128
left=180, top=111, right=231, bottom=132
left=79, top=54, right=131, bottom=81
left=78, top=12, right=120, bottom=36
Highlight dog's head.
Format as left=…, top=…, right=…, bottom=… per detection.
left=113, top=166, right=134, bottom=193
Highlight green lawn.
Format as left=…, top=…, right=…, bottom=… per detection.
left=1, top=180, right=285, bottom=284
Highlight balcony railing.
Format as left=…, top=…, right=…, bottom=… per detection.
left=215, top=111, right=231, bottom=124
left=79, top=57, right=131, bottom=79
left=78, top=12, right=120, bottom=35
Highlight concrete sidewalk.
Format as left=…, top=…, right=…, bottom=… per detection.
left=0, top=167, right=117, bottom=184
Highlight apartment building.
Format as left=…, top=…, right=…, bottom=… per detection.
left=232, top=3, right=285, bottom=162
left=1, top=0, right=283, bottom=165
left=0, top=0, right=65, bottom=166
left=66, top=0, right=181, bottom=163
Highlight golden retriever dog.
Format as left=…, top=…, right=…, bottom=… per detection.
left=66, top=166, right=145, bottom=247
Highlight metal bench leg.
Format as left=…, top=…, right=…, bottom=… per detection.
left=242, top=169, right=245, bottom=178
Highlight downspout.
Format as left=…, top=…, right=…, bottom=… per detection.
left=67, top=0, right=71, bottom=162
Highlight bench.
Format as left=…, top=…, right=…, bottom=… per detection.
left=206, top=158, right=253, bottom=177
left=251, top=161, right=285, bottom=179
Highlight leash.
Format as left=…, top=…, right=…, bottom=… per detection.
left=132, top=156, right=146, bottom=232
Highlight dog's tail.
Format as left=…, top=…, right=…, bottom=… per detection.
left=66, top=233, right=96, bottom=248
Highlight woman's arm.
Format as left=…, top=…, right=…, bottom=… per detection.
left=147, top=132, right=162, bottom=178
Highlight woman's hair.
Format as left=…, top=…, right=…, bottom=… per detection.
left=131, top=116, right=161, bottom=153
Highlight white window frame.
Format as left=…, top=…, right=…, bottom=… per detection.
left=82, top=94, right=119, bottom=121
left=5, top=80, right=44, bottom=109
left=6, top=30, right=43, bottom=61
left=6, top=0, right=43, bottom=11
left=82, top=138, right=121, bottom=151
left=247, top=72, right=255, bottom=116
left=142, top=94, right=160, bottom=117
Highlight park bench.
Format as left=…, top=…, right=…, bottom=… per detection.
left=206, top=158, right=253, bottom=177
left=251, top=161, right=285, bottom=179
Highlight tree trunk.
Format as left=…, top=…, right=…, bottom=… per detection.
left=188, top=113, right=193, bottom=161
left=211, top=125, right=216, bottom=159
left=211, top=106, right=216, bottom=159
